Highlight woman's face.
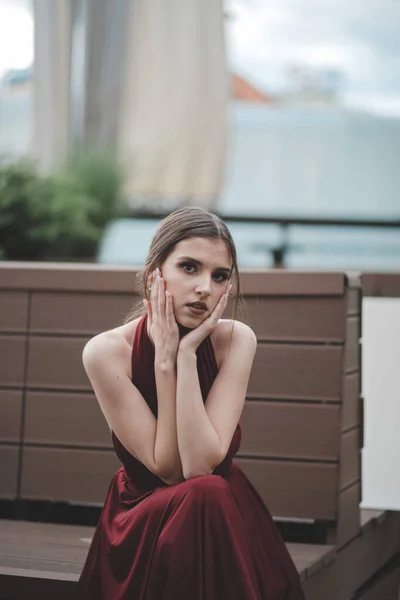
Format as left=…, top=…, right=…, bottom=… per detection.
left=157, top=236, right=232, bottom=328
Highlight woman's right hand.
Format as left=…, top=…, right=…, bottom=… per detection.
left=143, top=268, right=180, bottom=367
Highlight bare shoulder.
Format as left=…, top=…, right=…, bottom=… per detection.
left=82, top=318, right=141, bottom=377
left=211, top=319, right=257, bottom=368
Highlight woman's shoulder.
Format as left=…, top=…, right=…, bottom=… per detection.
left=82, top=318, right=142, bottom=375
left=214, top=319, right=256, bottom=342
left=211, top=319, right=257, bottom=368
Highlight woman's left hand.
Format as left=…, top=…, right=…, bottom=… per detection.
left=178, top=281, right=232, bottom=355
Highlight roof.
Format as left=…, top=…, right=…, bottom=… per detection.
left=232, top=73, right=275, bottom=103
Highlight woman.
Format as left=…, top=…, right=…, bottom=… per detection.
left=78, top=207, right=305, bottom=599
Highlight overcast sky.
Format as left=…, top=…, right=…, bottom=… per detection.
left=226, top=0, right=400, bottom=112
left=1, top=0, right=399, bottom=113
left=0, top=0, right=32, bottom=77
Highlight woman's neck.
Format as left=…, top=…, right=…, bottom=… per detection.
left=145, top=313, right=194, bottom=345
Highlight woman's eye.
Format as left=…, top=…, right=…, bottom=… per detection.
left=182, top=262, right=196, bottom=273
left=213, top=273, right=228, bottom=283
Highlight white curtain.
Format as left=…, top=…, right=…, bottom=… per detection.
left=118, top=0, right=229, bottom=210
left=33, top=0, right=72, bottom=172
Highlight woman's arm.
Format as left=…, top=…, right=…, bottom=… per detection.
left=176, top=319, right=257, bottom=480
left=82, top=335, right=182, bottom=485
left=149, top=270, right=183, bottom=482
left=82, top=270, right=185, bottom=485
left=153, top=358, right=183, bottom=483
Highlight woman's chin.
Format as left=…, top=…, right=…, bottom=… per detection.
left=176, top=311, right=204, bottom=330
left=176, top=316, right=196, bottom=330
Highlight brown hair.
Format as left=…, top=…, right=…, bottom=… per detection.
left=123, top=207, right=243, bottom=324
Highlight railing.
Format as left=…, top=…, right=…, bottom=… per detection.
left=126, top=211, right=400, bottom=268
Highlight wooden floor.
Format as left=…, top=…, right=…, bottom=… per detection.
left=0, top=511, right=399, bottom=600
left=0, top=518, right=335, bottom=592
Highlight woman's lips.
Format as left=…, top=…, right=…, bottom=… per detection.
left=186, top=304, right=207, bottom=315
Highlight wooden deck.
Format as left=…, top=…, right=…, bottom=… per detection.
left=0, top=510, right=399, bottom=600
left=0, top=518, right=334, bottom=598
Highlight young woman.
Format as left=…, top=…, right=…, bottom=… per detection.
left=78, top=207, right=305, bottom=599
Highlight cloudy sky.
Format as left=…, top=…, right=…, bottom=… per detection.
left=0, top=0, right=399, bottom=113
left=225, top=0, right=400, bottom=112
left=0, top=0, right=32, bottom=77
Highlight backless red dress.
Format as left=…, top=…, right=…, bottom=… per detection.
left=78, top=314, right=305, bottom=599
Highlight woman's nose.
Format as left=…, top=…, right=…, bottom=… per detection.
left=195, top=276, right=212, bottom=296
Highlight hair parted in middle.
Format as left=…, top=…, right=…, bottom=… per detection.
left=124, top=206, right=243, bottom=324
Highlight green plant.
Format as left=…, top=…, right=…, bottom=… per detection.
left=0, top=151, right=125, bottom=261
left=64, top=148, right=125, bottom=229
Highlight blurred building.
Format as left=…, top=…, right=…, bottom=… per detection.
left=231, top=74, right=276, bottom=104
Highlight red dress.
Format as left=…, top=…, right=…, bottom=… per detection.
left=78, top=314, right=305, bottom=599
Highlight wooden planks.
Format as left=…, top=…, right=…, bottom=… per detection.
left=0, top=264, right=346, bottom=295
left=0, top=262, right=138, bottom=293
left=344, top=316, right=361, bottom=373
left=235, top=458, right=337, bottom=520
left=339, top=428, right=361, bottom=489
left=0, top=292, right=29, bottom=332
left=249, top=344, right=343, bottom=400
left=243, top=296, right=347, bottom=342
left=0, top=519, right=93, bottom=599
left=336, top=483, right=361, bottom=549
left=0, top=336, right=27, bottom=388
left=0, top=390, right=22, bottom=442
left=24, top=392, right=111, bottom=448
left=0, top=266, right=363, bottom=542
left=20, top=448, right=121, bottom=504
left=303, top=511, right=400, bottom=600
left=341, top=372, right=361, bottom=431
left=362, top=273, right=400, bottom=298
left=0, top=519, right=336, bottom=597
left=0, top=292, right=28, bottom=500
left=352, top=566, right=400, bottom=600
left=27, top=337, right=90, bottom=390
left=2, top=513, right=399, bottom=600
left=0, top=447, right=19, bottom=499
left=30, top=292, right=133, bottom=335
left=239, top=271, right=346, bottom=296
left=287, top=543, right=336, bottom=583
left=239, top=401, right=340, bottom=460
left=1, top=265, right=396, bottom=600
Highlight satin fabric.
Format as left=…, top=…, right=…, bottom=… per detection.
left=78, top=314, right=305, bottom=599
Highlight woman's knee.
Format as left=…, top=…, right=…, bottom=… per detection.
left=184, top=474, right=229, bottom=498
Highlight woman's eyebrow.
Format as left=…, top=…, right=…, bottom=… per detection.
left=176, top=256, right=232, bottom=273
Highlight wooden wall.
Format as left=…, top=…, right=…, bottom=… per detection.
left=0, top=263, right=363, bottom=546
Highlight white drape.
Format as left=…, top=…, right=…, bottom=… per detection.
left=118, top=0, right=229, bottom=210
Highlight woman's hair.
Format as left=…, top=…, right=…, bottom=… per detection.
left=123, top=206, right=243, bottom=323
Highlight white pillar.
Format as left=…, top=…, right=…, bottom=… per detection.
left=33, top=0, right=130, bottom=167
left=82, top=0, right=130, bottom=148
left=32, top=0, right=72, bottom=171
left=361, top=298, right=400, bottom=510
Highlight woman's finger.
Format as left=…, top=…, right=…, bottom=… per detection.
left=209, top=289, right=229, bottom=326
left=165, top=290, right=175, bottom=323
left=158, top=275, right=166, bottom=318
left=152, top=271, right=159, bottom=321
left=143, top=299, right=153, bottom=325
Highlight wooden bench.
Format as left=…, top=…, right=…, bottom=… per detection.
left=0, top=263, right=399, bottom=599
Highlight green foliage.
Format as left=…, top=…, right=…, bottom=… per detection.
left=0, top=151, right=125, bottom=260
